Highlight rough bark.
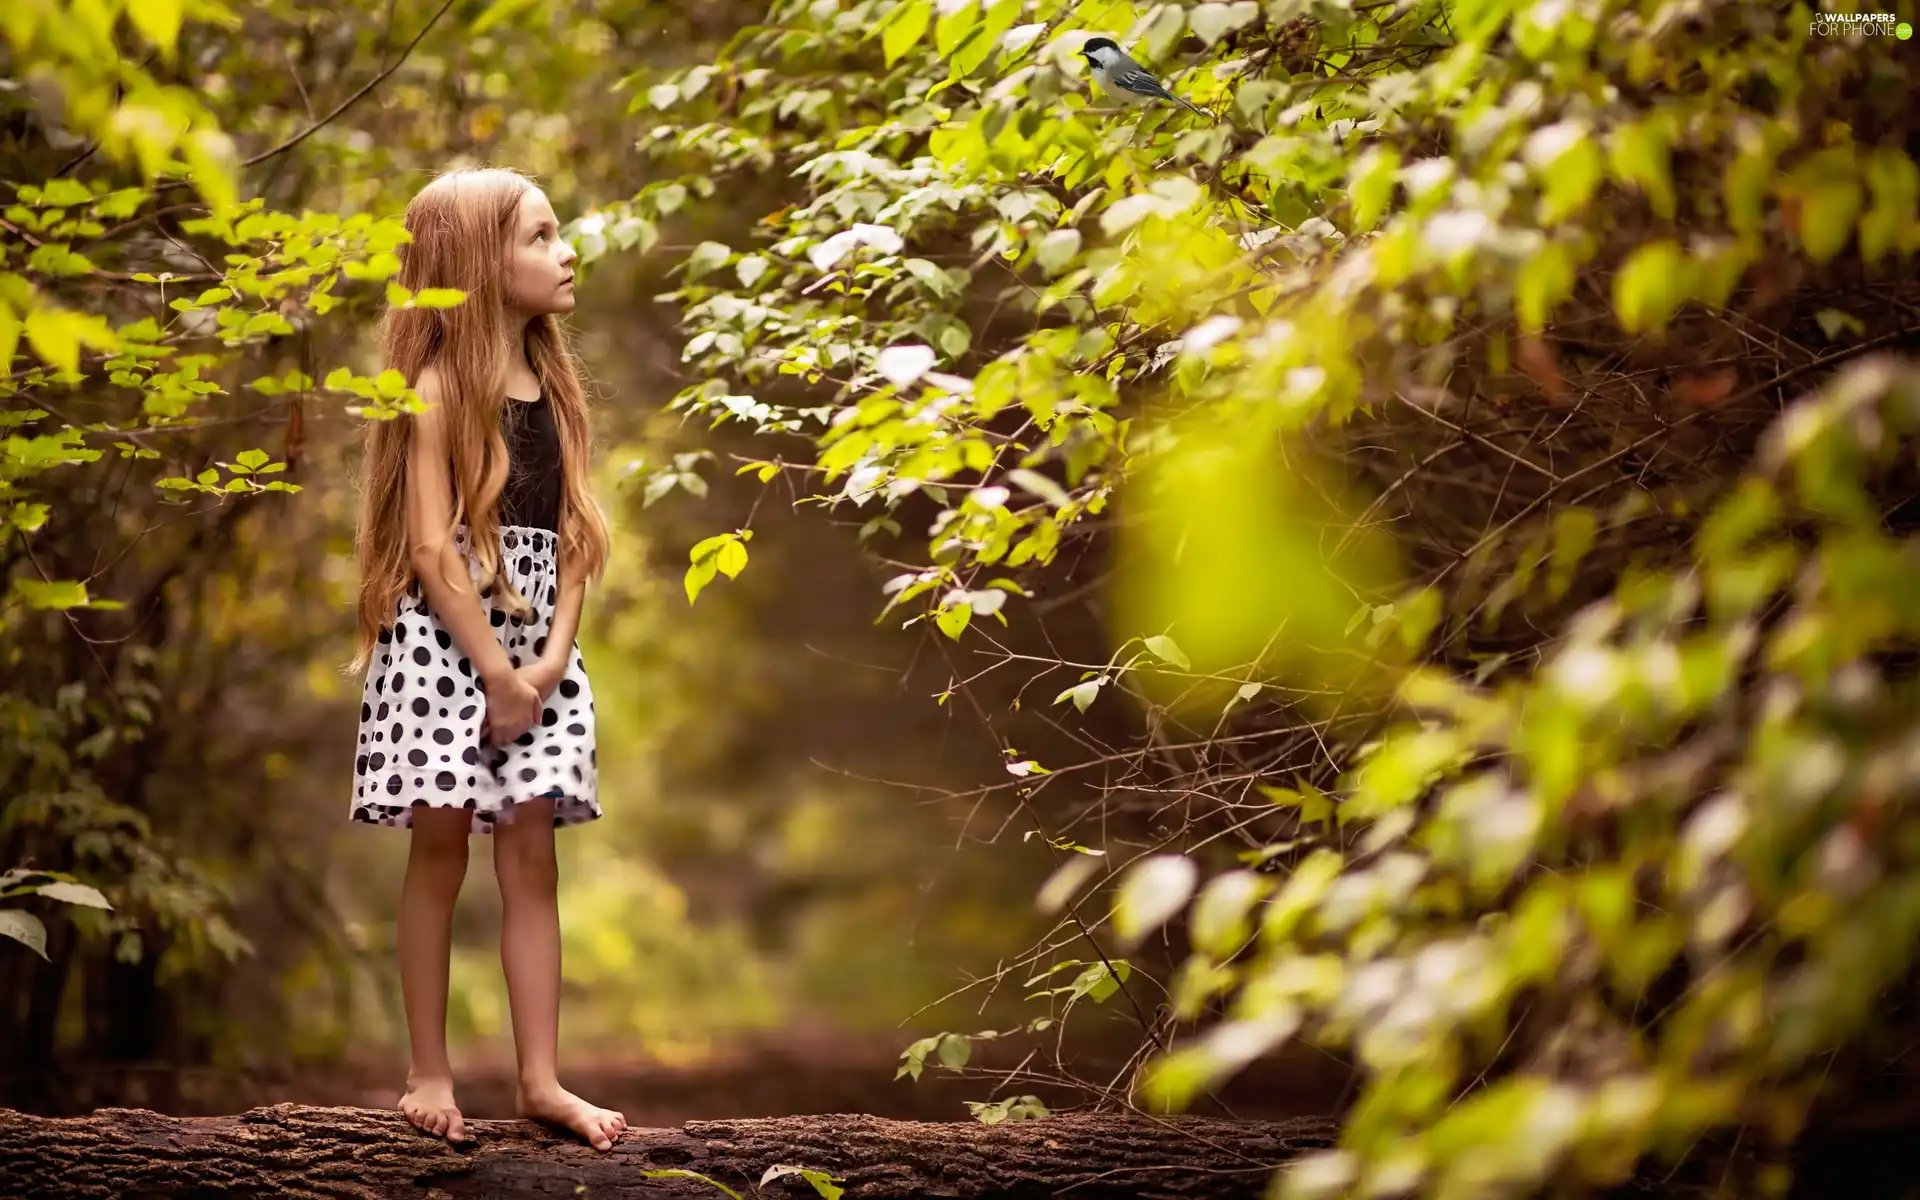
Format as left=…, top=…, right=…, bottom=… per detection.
left=0, top=1103, right=1337, bottom=1199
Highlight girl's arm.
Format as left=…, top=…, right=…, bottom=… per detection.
left=539, top=557, right=587, bottom=674
left=406, top=366, right=516, bottom=687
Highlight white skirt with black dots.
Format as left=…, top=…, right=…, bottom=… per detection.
left=349, top=523, right=599, bottom=835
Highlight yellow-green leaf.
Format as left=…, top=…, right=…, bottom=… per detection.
left=24, top=306, right=114, bottom=375
left=883, top=0, right=933, bottom=66
left=1143, top=634, right=1190, bottom=671
left=935, top=0, right=979, bottom=55
left=936, top=601, right=971, bottom=639
left=1611, top=240, right=1689, bottom=336
left=1347, top=146, right=1400, bottom=234
left=14, top=578, right=90, bottom=609
left=126, top=0, right=184, bottom=55
left=0, top=301, right=18, bottom=370
left=1797, top=178, right=1863, bottom=263
left=685, top=558, right=718, bottom=604
left=948, top=0, right=1020, bottom=76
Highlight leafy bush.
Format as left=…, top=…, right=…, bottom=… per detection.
left=605, top=0, right=1920, bottom=1192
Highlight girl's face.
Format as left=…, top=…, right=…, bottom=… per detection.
left=504, top=187, right=578, bottom=316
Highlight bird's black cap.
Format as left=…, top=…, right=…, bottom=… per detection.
left=1081, top=36, right=1120, bottom=60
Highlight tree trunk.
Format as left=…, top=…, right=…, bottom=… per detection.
left=0, top=1103, right=1337, bottom=1199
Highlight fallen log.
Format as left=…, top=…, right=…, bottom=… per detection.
left=0, top=1103, right=1338, bottom=1199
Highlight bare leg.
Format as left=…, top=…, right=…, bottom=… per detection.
left=396, top=806, right=474, bottom=1144
left=494, top=794, right=627, bottom=1151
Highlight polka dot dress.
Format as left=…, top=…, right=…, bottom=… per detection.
left=350, top=522, right=599, bottom=835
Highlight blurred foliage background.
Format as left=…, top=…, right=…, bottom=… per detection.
left=7, top=0, right=1920, bottom=1196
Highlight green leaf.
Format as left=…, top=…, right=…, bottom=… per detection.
left=896, top=1035, right=941, bottom=1081
left=126, top=0, right=184, bottom=55
left=715, top=538, right=749, bottom=579
left=1055, top=680, right=1102, bottom=711
left=638, top=1171, right=744, bottom=1200
left=760, top=1165, right=847, bottom=1200
left=684, top=558, right=719, bottom=605
left=1547, top=509, right=1597, bottom=601
left=1188, top=1, right=1259, bottom=47
left=411, top=288, right=466, bottom=308
left=1814, top=308, right=1865, bottom=342
left=473, top=0, right=542, bottom=34
left=883, top=0, right=933, bottom=66
left=1007, top=467, right=1070, bottom=508
left=937, top=1032, right=971, bottom=1070
left=1143, top=634, right=1190, bottom=671
left=1860, top=146, right=1919, bottom=264
left=1516, top=240, right=1575, bottom=334
left=0, top=301, right=18, bottom=371
left=1611, top=240, right=1689, bottom=336
left=684, top=241, right=732, bottom=280
left=37, top=179, right=94, bottom=207
left=1606, top=115, right=1675, bottom=219
left=1295, top=780, right=1333, bottom=824
left=1397, top=586, right=1442, bottom=651
left=1347, top=147, right=1400, bottom=234
left=935, top=0, right=979, bottom=55
left=936, top=601, right=971, bottom=639
left=948, top=0, right=1021, bottom=77
left=1111, top=854, right=1197, bottom=946
left=1797, top=177, right=1863, bottom=264
left=24, top=305, right=114, bottom=374
left=0, top=910, right=48, bottom=959
left=1035, top=228, right=1082, bottom=275
left=26, top=243, right=96, bottom=276
left=13, top=578, right=90, bottom=609
left=34, top=881, right=111, bottom=910
left=965, top=1095, right=1050, bottom=1126
left=1190, top=870, right=1266, bottom=958
left=1070, top=959, right=1129, bottom=1002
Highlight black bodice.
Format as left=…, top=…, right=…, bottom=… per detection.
left=498, top=393, right=561, bottom=532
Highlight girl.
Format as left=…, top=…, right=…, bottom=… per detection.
left=346, top=167, right=626, bottom=1152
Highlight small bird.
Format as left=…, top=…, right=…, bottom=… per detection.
left=1079, top=37, right=1209, bottom=117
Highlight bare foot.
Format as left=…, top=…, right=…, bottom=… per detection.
left=399, top=1076, right=472, bottom=1144
left=516, top=1083, right=627, bottom=1151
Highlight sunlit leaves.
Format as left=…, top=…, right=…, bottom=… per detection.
left=1187, top=1, right=1259, bottom=47
left=1112, top=415, right=1401, bottom=704
left=880, top=0, right=932, bottom=65
left=1111, top=854, right=1197, bottom=947
left=1611, top=240, right=1689, bottom=335
left=1784, top=149, right=1864, bottom=264
left=685, top=529, right=753, bottom=604
left=1142, top=634, right=1189, bottom=670
left=760, top=1165, right=848, bottom=1199
left=21, top=305, right=117, bottom=375
left=1346, top=146, right=1400, bottom=233
left=944, top=0, right=1021, bottom=77
left=1859, top=146, right=1920, bottom=264
left=610, top=7, right=1920, bottom=1195
left=964, top=1094, right=1050, bottom=1125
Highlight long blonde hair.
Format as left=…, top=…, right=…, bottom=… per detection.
left=349, top=166, right=611, bottom=676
